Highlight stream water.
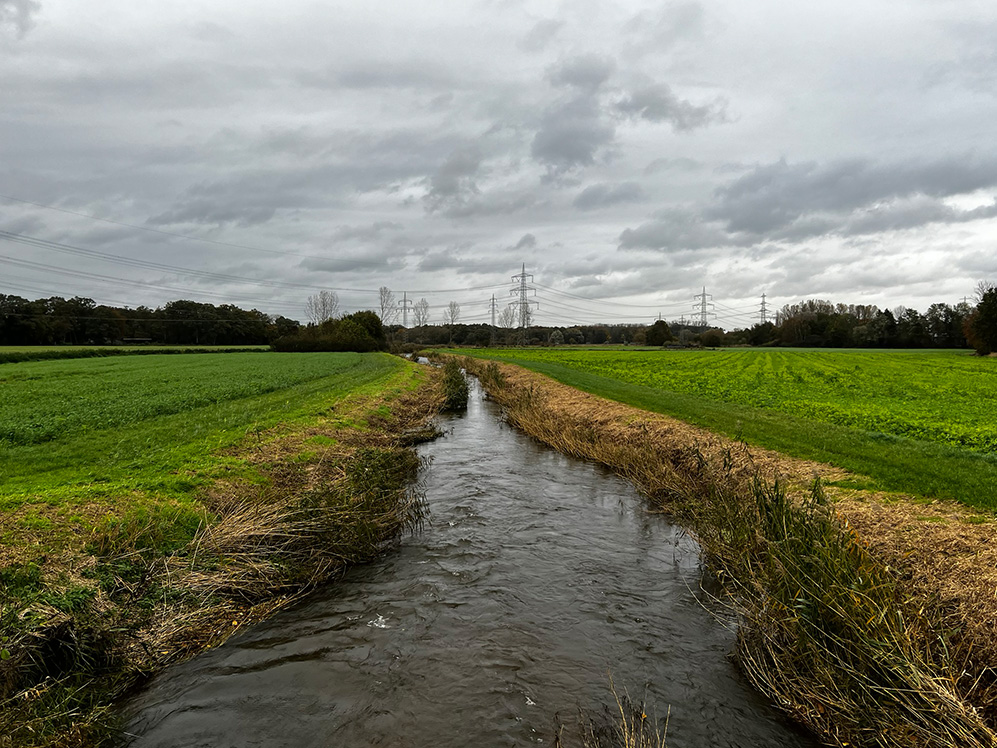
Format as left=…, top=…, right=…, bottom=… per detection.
left=123, top=381, right=815, bottom=747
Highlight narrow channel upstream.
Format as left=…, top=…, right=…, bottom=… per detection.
left=123, top=380, right=815, bottom=747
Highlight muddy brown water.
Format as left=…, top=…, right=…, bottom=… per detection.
left=122, top=380, right=816, bottom=747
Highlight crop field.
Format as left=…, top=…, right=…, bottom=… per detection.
left=0, top=352, right=412, bottom=533
left=460, top=348, right=997, bottom=508
left=0, top=344, right=268, bottom=364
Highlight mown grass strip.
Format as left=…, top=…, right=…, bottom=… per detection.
left=458, top=352, right=997, bottom=511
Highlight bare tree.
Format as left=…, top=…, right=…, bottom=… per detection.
left=379, top=286, right=399, bottom=324
left=413, top=298, right=430, bottom=326
left=443, top=301, right=461, bottom=326
left=498, top=305, right=516, bottom=328
left=305, top=290, right=340, bottom=325
left=976, top=280, right=996, bottom=303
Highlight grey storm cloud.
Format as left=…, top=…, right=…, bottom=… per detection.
left=424, top=146, right=483, bottom=213
left=519, top=19, right=563, bottom=53
left=531, top=96, right=615, bottom=177
left=301, top=62, right=455, bottom=91
left=616, top=84, right=727, bottom=131
left=514, top=233, right=536, bottom=250
left=573, top=181, right=645, bottom=210
left=440, top=189, right=537, bottom=219
left=5, top=1, right=997, bottom=320
left=0, top=0, right=40, bottom=38
left=623, top=1, right=706, bottom=51
left=620, top=153, right=997, bottom=252
left=707, top=155, right=997, bottom=235
left=547, top=54, right=616, bottom=92
left=618, top=208, right=739, bottom=252
left=330, top=222, right=404, bottom=242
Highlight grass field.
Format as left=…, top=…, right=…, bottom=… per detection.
left=0, top=352, right=414, bottom=548
left=0, top=344, right=268, bottom=364
left=457, top=348, right=997, bottom=509
left=0, top=351, right=436, bottom=745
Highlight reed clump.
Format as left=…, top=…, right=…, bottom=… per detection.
left=554, top=682, right=667, bottom=748
left=440, top=357, right=469, bottom=411
left=462, top=356, right=997, bottom=748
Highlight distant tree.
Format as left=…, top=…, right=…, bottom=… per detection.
left=413, top=298, right=430, bottom=326
left=443, top=301, right=461, bottom=326
left=747, top=321, right=776, bottom=346
left=699, top=328, right=725, bottom=347
left=645, top=319, right=674, bottom=346
left=271, top=310, right=385, bottom=353
left=269, top=315, right=301, bottom=341
left=378, top=287, right=398, bottom=325
left=305, top=291, right=340, bottom=325
left=498, top=305, right=516, bottom=328
left=549, top=329, right=564, bottom=346
left=965, top=286, right=997, bottom=355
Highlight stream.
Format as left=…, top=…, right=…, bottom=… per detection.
left=123, top=380, right=815, bottom=747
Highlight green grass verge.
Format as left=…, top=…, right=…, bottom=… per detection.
left=0, top=352, right=412, bottom=547
left=456, top=349, right=997, bottom=511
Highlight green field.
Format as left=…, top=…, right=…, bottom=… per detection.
left=0, top=352, right=411, bottom=520
left=0, top=344, right=268, bottom=364
left=459, top=348, right=997, bottom=509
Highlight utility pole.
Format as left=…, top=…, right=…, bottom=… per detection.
left=510, top=263, right=538, bottom=345
left=398, top=292, right=413, bottom=328
left=759, top=293, right=769, bottom=325
left=693, top=286, right=715, bottom=327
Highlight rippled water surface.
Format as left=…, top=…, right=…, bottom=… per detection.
left=124, top=381, right=814, bottom=747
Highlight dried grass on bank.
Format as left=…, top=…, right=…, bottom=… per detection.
left=465, top=356, right=997, bottom=748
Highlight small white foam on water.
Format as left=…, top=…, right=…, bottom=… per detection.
left=366, top=615, right=389, bottom=629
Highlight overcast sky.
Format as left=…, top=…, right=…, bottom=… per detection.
left=2, top=0, right=996, bottom=328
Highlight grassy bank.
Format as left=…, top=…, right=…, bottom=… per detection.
left=0, top=345, right=268, bottom=364
left=455, top=348, right=997, bottom=510
left=0, top=352, right=442, bottom=747
left=464, top=357, right=997, bottom=748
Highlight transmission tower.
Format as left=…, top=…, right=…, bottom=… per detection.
left=510, top=263, right=538, bottom=344
left=398, top=292, right=413, bottom=327
left=693, top=287, right=716, bottom=327
left=759, top=293, right=769, bottom=325
left=489, top=294, right=499, bottom=326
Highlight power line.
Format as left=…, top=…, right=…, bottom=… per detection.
left=533, top=281, right=690, bottom=310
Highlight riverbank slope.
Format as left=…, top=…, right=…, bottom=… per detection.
left=460, top=356, right=997, bottom=748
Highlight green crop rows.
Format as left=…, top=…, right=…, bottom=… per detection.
left=479, top=349, right=997, bottom=452
left=0, top=352, right=408, bottom=509
left=461, top=348, right=997, bottom=508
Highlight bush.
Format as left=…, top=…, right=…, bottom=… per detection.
left=645, top=320, right=674, bottom=346
left=441, top=358, right=469, bottom=411
left=271, top=311, right=386, bottom=352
